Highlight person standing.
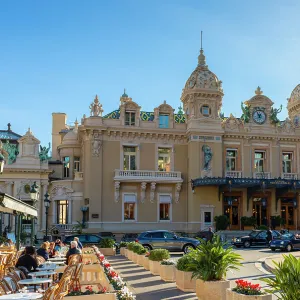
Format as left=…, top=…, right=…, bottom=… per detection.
left=267, top=227, right=273, bottom=243
left=74, top=237, right=83, bottom=250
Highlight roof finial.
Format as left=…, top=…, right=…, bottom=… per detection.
left=7, top=123, right=11, bottom=132
left=122, top=88, right=128, bottom=98
left=198, top=31, right=207, bottom=67
left=255, top=86, right=263, bottom=95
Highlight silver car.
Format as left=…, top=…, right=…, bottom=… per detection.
left=137, top=230, right=201, bottom=253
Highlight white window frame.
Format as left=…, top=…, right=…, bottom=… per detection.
left=125, top=111, right=136, bottom=126
left=74, top=156, right=80, bottom=172
left=201, top=105, right=210, bottom=117
left=63, top=156, right=70, bottom=178
left=226, top=148, right=237, bottom=171
left=155, top=144, right=174, bottom=171
left=282, top=152, right=293, bottom=173
left=122, top=193, right=137, bottom=222
left=120, top=143, right=140, bottom=170
left=254, top=150, right=266, bottom=172
left=53, top=199, right=72, bottom=225
left=157, top=193, right=172, bottom=222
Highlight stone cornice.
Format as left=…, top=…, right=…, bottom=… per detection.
left=2, top=168, right=52, bottom=174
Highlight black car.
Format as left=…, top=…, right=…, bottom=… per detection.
left=121, top=233, right=138, bottom=242
left=194, top=230, right=215, bottom=241
left=98, top=232, right=116, bottom=241
left=269, top=233, right=300, bottom=252
left=232, top=230, right=281, bottom=248
left=64, top=234, right=103, bottom=246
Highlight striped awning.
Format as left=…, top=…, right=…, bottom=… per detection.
left=0, top=193, right=37, bottom=217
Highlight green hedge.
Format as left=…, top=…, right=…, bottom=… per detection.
left=148, top=249, right=170, bottom=261
left=99, top=238, right=115, bottom=248
left=176, top=252, right=197, bottom=272
left=119, top=241, right=128, bottom=248
left=132, top=243, right=144, bottom=254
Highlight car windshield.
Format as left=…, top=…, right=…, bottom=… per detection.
left=281, top=234, right=294, bottom=240
left=249, top=231, right=259, bottom=237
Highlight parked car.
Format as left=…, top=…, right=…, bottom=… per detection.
left=269, top=233, right=300, bottom=252
left=194, top=229, right=215, bottom=241
left=98, top=232, right=116, bottom=241
left=64, top=234, right=103, bottom=246
left=232, top=230, right=281, bottom=248
left=121, top=233, right=138, bottom=242
left=137, top=230, right=201, bottom=254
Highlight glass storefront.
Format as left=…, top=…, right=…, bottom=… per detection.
left=281, top=198, right=295, bottom=228
left=252, top=198, right=268, bottom=226
left=223, top=196, right=240, bottom=229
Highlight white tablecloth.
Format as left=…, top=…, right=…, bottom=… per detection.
left=0, top=293, right=43, bottom=299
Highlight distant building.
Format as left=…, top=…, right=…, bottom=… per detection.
left=48, top=46, right=300, bottom=235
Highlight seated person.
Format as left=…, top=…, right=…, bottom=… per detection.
left=54, top=239, right=62, bottom=252
left=66, top=241, right=81, bottom=264
left=16, top=246, right=38, bottom=274
left=36, top=242, right=49, bottom=261
left=74, top=237, right=83, bottom=250
left=48, top=242, right=58, bottom=258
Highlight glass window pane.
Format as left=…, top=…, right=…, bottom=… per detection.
left=152, top=232, right=164, bottom=238
left=160, top=203, right=170, bottom=220
left=124, top=203, right=135, bottom=220
left=130, top=155, right=136, bottom=170
left=159, top=115, right=169, bottom=128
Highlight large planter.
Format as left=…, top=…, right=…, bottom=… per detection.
left=124, top=248, right=128, bottom=257
left=132, top=252, right=138, bottom=263
left=120, top=247, right=125, bottom=256
left=99, top=248, right=116, bottom=256
left=142, top=256, right=150, bottom=270
left=127, top=250, right=133, bottom=260
left=226, top=289, right=272, bottom=300
left=175, top=269, right=196, bottom=292
left=196, top=279, right=229, bottom=300
left=67, top=294, right=117, bottom=300
left=159, top=264, right=176, bottom=282
left=137, top=254, right=144, bottom=266
left=149, top=260, right=161, bottom=275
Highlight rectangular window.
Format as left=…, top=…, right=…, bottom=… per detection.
left=57, top=200, right=69, bottom=224
left=159, top=114, right=169, bottom=128
left=202, top=105, right=210, bottom=116
left=226, top=149, right=237, bottom=171
left=74, top=157, right=80, bottom=172
left=63, top=156, right=70, bottom=178
left=159, top=195, right=171, bottom=221
left=125, top=112, right=135, bottom=126
left=158, top=148, right=171, bottom=171
left=124, top=194, right=136, bottom=221
left=282, top=152, right=292, bottom=173
left=254, top=151, right=265, bottom=172
left=123, top=146, right=136, bottom=170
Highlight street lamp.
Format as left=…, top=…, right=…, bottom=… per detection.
left=0, top=153, right=4, bottom=174
left=30, top=182, right=39, bottom=205
left=80, top=206, right=88, bottom=226
left=261, top=198, right=267, bottom=207
left=44, top=192, right=51, bottom=241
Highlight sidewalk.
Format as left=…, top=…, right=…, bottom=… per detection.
left=109, top=256, right=197, bottom=300
left=263, top=252, right=300, bottom=273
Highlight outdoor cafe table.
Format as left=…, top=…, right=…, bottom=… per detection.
left=18, top=278, right=52, bottom=292
left=0, top=293, right=43, bottom=299
left=29, top=271, right=57, bottom=277
left=48, top=257, right=66, bottom=261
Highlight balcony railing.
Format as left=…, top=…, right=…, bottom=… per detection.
left=74, top=171, right=83, bottom=180
left=114, top=169, right=182, bottom=182
left=281, top=173, right=298, bottom=180
left=225, top=171, right=242, bottom=178
left=254, top=172, right=271, bottom=179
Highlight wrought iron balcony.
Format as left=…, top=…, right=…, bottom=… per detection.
left=114, top=169, right=183, bottom=182
left=281, top=173, right=298, bottom=180
left=253, top=172, right=271, bottom=179
left=225, top=171, right=242, bottom=178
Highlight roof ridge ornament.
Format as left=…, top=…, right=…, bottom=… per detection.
left=198, top=31, right=207, bottom=67
left=89, top=94, right=103, bottom=117
left=255, top=86, right=263, bottom=95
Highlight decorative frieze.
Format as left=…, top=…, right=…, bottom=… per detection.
left=92, top=132, right=102, bottom=157
left=114, top=181, right=120, bottom=202
left=175, top=183, right=182, bottom=204
left=141, top=182, right=147, bottom=203
left=150, top=182, right=156, bottom=203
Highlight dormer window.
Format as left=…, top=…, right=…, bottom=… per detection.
left=125, top=111, right=135, bottom=126
left=159, top=114, right=169, bottom=128
left=201, top=105, right=210, bottom=117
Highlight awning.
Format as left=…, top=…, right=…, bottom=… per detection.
left=0, top=193, right=37, bottom=217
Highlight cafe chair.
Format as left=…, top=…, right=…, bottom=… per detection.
left=68, top=254, right=82, bottom=265
left=69, top=263, right=83, bottom=291
left=42, top=284, right=58, bottom=300
left=0, top=281, right=11, bottom=295
left=54, top=275, right=71, bottom=300
left=36, top=255, right=46, bottom=265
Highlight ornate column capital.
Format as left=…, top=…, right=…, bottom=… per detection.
left=141, top=182, right=147, bottom=203
left=175, top=182, right=182, bottom=204
left=150, top=182, right=156, bottom=203
left=114, top=181, right=120, bottom=202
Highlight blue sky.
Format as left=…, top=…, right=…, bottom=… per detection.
left=1, top=0, right=300, bottom=146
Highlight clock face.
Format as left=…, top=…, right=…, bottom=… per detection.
left=253, top=110, right=266, bottom=124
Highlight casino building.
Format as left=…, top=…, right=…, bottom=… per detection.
left=48, top=46, right=300, bottom=235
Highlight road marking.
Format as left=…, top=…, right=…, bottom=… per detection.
left=255, top=257, right=272, bottom=275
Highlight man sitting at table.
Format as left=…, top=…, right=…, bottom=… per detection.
left=66, top=241, right=81, bottom=264
left=36, top=242, right=49, bottom=261
left=16, top=246, right=38, bottom=276
left=74, top=237, right=83, bottom=250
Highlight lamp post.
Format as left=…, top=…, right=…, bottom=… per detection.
left=0, top=153, right=4, bottom=174
left=80, top=206, right=88, bottom=226
left=44, top=192, right=50, bottom=241
left=30, top=182, right=39, bottom=246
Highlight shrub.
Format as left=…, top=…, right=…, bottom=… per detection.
left=271, top=215, right=284, bottom=227
left=148, top=249, right=170, bottom=261
left=262, top=254, right=300, bottom=300
left=189, top=236, right=242, bottom=281
left=136, top=247, right=146, bottom=255
left=132, top=243, right=144, bottom=254
left=257, top=225, right=268, bottom=230
left=99, top=238, right=115, bottom=248
left=214, top=215, right=230, bottom=231
left=241, top=216, right=257, bottom=227
left=176, top=252, right=197, bottom=272
left=161, top=259, right=176, bottom=266
left=127, top=242, right=136, bottom=251
left=119, top=241, right=128, bottom=248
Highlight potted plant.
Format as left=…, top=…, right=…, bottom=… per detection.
left=132, top=243, right=144, bottom=264
left=67, top=285, right=117, bottom=300
left=175, top=252, right=197, bottom=292
left=160, top=259, right=176, bottom=282
left=142, top=252, right=150, bottom=270
left=126, top=242, right=135, bottom=260
left=214, top=215, right=230, bottom=231
left=262, top=254, right=300, bottom=300
left=99, top=239, right=116, bottom=256
left=148, top=249, right=170, bottom=275
left=226, top=280, right=272, bottom=299
left=136, top=247, right=147, bottom=266
left=190, top=236, right=242, bottom=300
left=119, top=242, right=128, bottom=256
left=241, top=216, right=257, bottom=230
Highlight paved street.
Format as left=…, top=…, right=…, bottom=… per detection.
left=110, top=247, right=300, bottom=300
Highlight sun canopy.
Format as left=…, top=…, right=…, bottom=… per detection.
left=0, top=193, right=37, bottom=217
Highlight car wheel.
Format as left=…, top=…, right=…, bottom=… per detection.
left=183, top=244, right=195, bottom=254
left=271, top=248, right=275, bottom=251
left=235, top=245, right=241, bottom=248
left=142, top=244, right=152, bottom=252
left=286, top=244, right=293, bottom=252
left=243, top=241, right=251, bottom=248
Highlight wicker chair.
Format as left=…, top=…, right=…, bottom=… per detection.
left=68, top=254, right=82, bottom=265
left=0, top=281, right=11, bottom=295
left=5, top=273, right=22, bottom=292
left=2, top=253, right=15, bottom=275
left=42, top=284, right=58, bottom=300
left=36, top=255, right=46, bottom=265
left=1, top=277, right=15, bottom=293
left=54, top=276, right=71, bottom=300
left=69, top=263, right=83, bottom=292
left=15, top=268, right=27, bottom=280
